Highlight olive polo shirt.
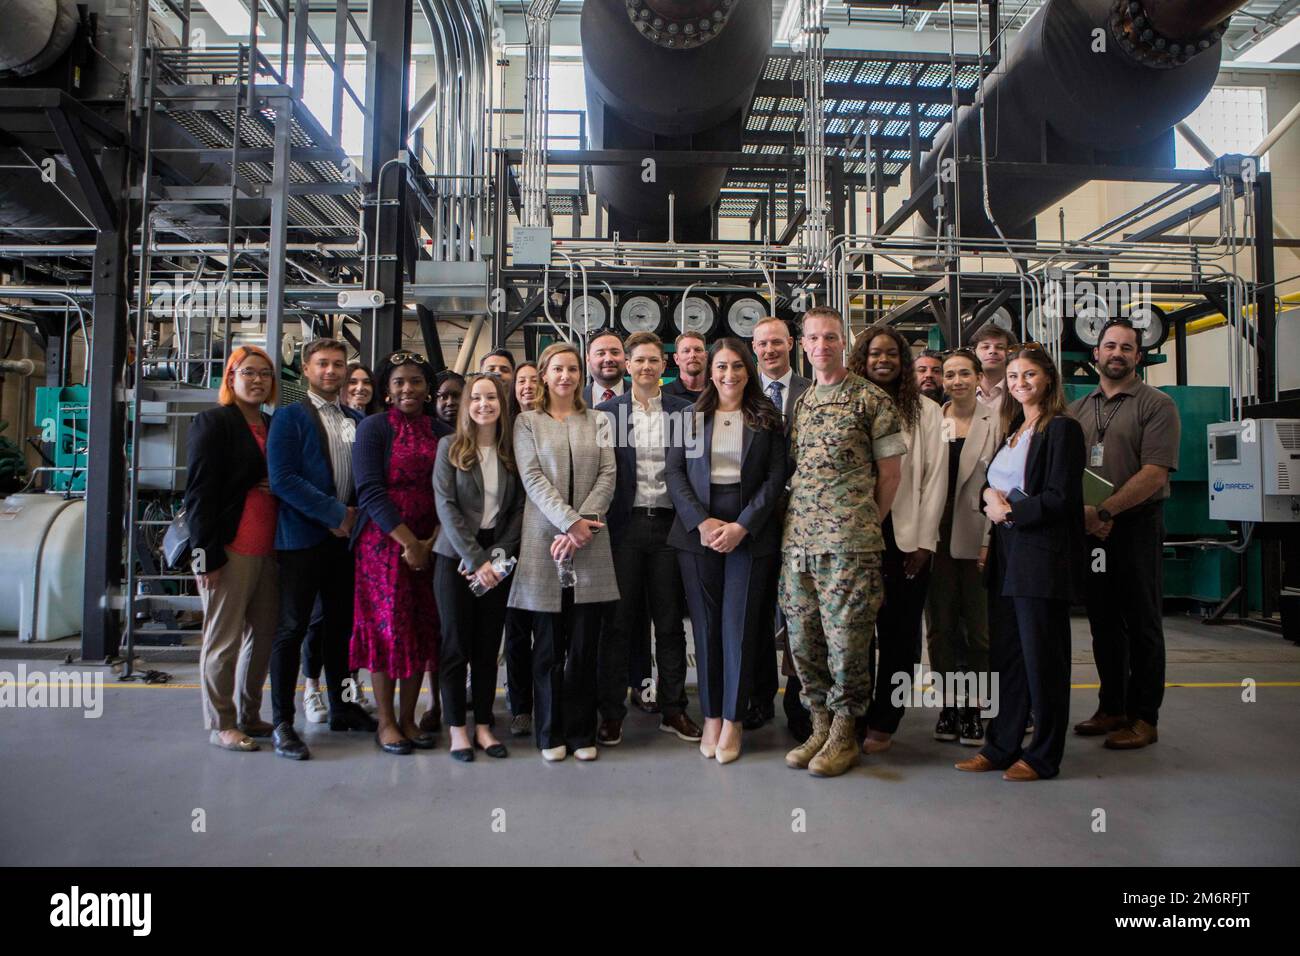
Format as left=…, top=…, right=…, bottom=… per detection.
left=1067, top=378, right=1180, bottom=505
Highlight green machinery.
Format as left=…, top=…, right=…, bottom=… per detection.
left=33, top=386, right=90, bottom=494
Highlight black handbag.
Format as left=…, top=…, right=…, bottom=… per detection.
left=162, top=510, right=191, bottom=569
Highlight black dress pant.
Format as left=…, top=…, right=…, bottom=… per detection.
left=627, top=604, right=654, bottom=703
left=503, top=607, right=535, bottom=717
left=1086, top=502, right=1166, bottom=725
left=302, top=597, right=324, bottom=680
left=864, top=517, right=932, bottom=735
left=980, top=527, right=1072, bottom=778
left=270, top=537, right=354, bottom=727
left=435, top=530, right=509, bottom=726
left=677, top=484, right=772, bottom=721
left=749, top=555, right=782, bottom=709
left=599, top=510, right=687, bottom=720
left=533, top=590, right=604, bottom=750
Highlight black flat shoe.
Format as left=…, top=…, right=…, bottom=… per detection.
left=742, top=701, right=775, bottom=731
left=273, top=723, right=311, bottom=760
left=449, top=747, right=474, bottom=762
left=475, top=740, right=508, bottom=759
left=407, top=731, right=437, bottom=750
left=375, top=733, right=413, bottom=755
left=331, top=704, right=379, bottom=733
left=418, top=709, right=442, bottom=734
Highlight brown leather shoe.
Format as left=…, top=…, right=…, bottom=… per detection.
left=1074, top=710, right=1129, bottom=736
left=955, top=753, right=997, bottom=772
left=630, top=693, right=661, bottom=715
left=597, top=718, right=623, bottom=747
left=1104, top=719, right=1158, bottom=750
left=659, top=712, right=703, bottom=742
left=1002, top=759, right=1041, bottom=782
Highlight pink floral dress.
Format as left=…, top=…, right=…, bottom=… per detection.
left=350, top=408, right=440, bottom=679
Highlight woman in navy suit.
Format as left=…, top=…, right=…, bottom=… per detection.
left=956, top=345, right=1085, bottom=781
left=666, top=338, right=787, bottom=765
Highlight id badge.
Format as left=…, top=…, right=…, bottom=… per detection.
left=1089, top=443, right=1104, bottom=468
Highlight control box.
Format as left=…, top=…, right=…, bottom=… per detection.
left=1207, top=418, right=1300, bottom=523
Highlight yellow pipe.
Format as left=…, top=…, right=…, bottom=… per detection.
left=1183, top=292, right=1300, bottom=335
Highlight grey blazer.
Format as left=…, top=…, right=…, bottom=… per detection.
left=508, top=408, right=619, bottom=612
left=432, top=440, right=524, bottom=571
left=945, top=401, right=1003, bottom=559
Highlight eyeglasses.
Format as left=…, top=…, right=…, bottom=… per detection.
left=235, top=368, right=274, bottom=380
left=388, top=350, right=428, bottom=367
left=941, top=347, right=979, bottom=359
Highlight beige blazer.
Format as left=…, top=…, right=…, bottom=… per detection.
left=945, top=401, right=1003, bottom=559
left=889, top=396, right=948, bottom=554
left=508, top=408, right=619, bottom=612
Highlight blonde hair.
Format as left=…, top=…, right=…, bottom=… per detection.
left=537, top=341, right=587, bottom=413
left=447, top=373, right=516, bottom=473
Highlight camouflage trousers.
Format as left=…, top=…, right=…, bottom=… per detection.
left=779, top=551, right=883, bottom=718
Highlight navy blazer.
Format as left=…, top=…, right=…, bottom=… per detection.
left=183, top=403, right=272, bottom=573
left=350, top=411, right=441, bottom=548
left=665, top=411, right=788, bottom=557
left=267, top=397, right=363, bottom=551
left=983, top=414, right=1087, bottom=602
left=595, top=390, right=694, bottom=545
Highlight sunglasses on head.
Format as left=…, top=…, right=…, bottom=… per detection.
left=1007, top=342, right=1048, bottom=357
left=389, top=350, right=428, bottom=367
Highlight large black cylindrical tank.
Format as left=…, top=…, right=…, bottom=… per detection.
left=581, top=0, right=771, bottom=242
left=916, top=0, right=1240, bottom=239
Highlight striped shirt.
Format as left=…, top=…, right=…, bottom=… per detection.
left=308, top=390, right=356, bottom=503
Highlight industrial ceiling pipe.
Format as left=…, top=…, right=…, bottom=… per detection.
left=0, top=0, right=78, bottom=75
left=916, top=0, right=1251, bottom=241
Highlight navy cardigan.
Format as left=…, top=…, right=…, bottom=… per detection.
left=350, top=411, right=440, bottom=547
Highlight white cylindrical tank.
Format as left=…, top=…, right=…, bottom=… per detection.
left=0, top=493, right=85, bottom=642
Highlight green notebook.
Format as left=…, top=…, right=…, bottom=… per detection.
left=1083, top=468, right=1114, bottom=508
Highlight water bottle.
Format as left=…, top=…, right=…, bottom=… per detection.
left=468, top=555, right=517, bottom=597
left=555, top=553, right=577, bottom=588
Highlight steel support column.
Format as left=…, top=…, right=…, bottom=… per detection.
left=1254, top=172, right=1277, bottom=404
left=363, top=0, right=414, bottom=366
left=81, top=147, right=131, bottom=662
left=265, top=94, right=293, bottom=378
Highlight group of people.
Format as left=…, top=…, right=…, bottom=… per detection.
left=185, top=306, right=1179, bottom=780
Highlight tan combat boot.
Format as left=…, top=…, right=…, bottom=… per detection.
left=785, top=708, right=831, bottom=769
left=808, top=714, right=859, bottom=777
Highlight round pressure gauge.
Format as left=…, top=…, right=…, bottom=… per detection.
left=1127, top=304, right=1168, bottom=350
left=673, top=294, right=716, bottom=335
left=1026, top=304, right=1062, bottom=345
left=567, top=294, right=608, bottom=334
left=726, top=295, right=768, bottom=338
left=1072, top=293, right=1110, bottom=347
left=618, top=294, right=664, bottom=334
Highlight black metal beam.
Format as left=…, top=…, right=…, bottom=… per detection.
left=44, top=110, right=117, bottom=231
left=1254, top=172, right=1277, bottom=403
left=81, top=146, right=131, bottom=662
left=362, top=0, right=413, bottom=366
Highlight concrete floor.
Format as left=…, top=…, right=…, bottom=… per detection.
left=2, top=614, right=1297, bottom=866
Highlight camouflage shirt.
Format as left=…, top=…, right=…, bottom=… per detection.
left=783, top=371, right=907, bottom=555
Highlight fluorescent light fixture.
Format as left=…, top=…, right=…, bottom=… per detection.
left=1235, top=16, right=1300, bottom=63
left=198, top=0, right=265, bottom=38
left=776, top=0, right=804, bottom=46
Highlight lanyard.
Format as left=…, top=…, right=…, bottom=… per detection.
left=1093, top=394, right=1126, bottom=442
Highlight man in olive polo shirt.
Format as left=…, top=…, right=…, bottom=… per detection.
left=1068, top=317, right=1180, bottom=750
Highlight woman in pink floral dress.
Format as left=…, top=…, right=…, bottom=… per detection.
left=350, top=351, right=441, bottom=755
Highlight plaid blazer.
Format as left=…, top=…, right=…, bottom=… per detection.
left=508, top=408, right=619, bottom=612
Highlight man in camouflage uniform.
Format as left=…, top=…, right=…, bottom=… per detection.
left=779, top=306, right=905, bottom=777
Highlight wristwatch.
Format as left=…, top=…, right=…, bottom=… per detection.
left=1096, top=507, right=1113, bottom=523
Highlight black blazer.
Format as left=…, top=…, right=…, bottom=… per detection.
left=983, top=414, right=1087, bottom=602
left=595, top=390, right=694, bottom=545
left=665, top=412, right=788, bottom=557
left=183, top=403, right=273, bottom=573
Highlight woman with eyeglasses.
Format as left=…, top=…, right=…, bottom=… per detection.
left=350, top=350, right=442, bottom=755
left=186, top=345, right=280, bottom=752
left=502, top=360, right=541, bottom=736
left=509, top=341, right=618, bottom=762
left=433, top=374, right=524, bottom=760
left=925, top=349, right=1002, bottom=747
left=956, top=345, right=1085, bottom=781
left=847, top=325, right=948, bottom=755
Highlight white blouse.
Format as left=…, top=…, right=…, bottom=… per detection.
left=987, top=430, right=1032, bottom=495
left=479, top=444, right=500, bottom=529
left=710, top=411, right=744, bottom=485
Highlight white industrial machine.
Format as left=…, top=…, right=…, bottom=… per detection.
left=1207, top=419, right=1300, bottom=523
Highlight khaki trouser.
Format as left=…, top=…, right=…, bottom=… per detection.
left=199, top=550, right=278, bottom=730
